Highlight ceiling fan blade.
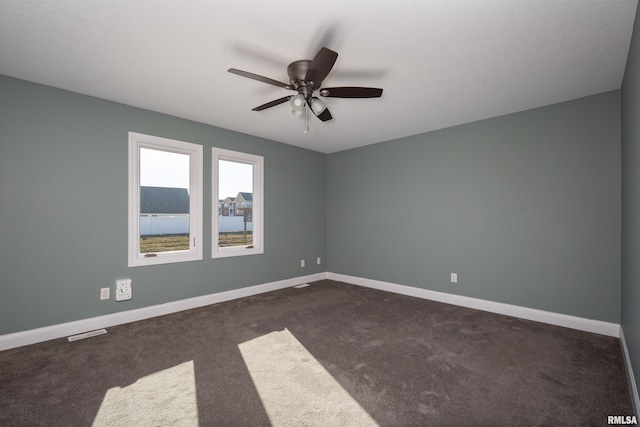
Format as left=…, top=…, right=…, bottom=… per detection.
left=315, top=107, right=333, bottom=122
left=308, top=97, right=333, bottom=122
left=228, top=68, right=291, bottom=89
left=319, top=87, right=383, bottom=98
left=252, top=96, right=292, bottom=111
left=305, top=47, right=338, bottom=87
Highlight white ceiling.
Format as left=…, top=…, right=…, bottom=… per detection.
left=1, top=1, right=637, bottom=153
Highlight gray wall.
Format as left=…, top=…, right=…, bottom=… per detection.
left=327, top=91, right=621, bottom=323
left=622, top=3, right=640, bottom=399
left=0, top=74, right=626, bottom=335
left=0, top=75, right=326, bottom=335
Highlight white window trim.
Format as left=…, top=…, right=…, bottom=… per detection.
left=128, top=132, right=203, bottom=267
left=212, top=147, right=264, bottom=258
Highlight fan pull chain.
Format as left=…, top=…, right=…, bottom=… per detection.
left=304, top=104, right=309, bottom=133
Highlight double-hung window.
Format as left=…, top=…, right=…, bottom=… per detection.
left=128, top=132, right=203, bottom=267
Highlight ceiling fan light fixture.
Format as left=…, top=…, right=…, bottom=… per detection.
left=290, top=94, right=305, bottom=110
left=291, top=108, right=305, bottom=118
left=310, top=98, right=326, bottom=115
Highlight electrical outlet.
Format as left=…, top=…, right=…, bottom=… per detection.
left=301, top=259, right=305, bottom=268
left=100, top=288, right=110, bottom=300
left=451, top=273, right=458, bottom=283
left=115, top=279, right=132, bottom=301
left=317, top=257, right=321, bottom=265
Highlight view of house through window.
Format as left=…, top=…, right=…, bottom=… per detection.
left=129, top=132, right=203, bottom=267
left=218, top=159, right=253, bottom=248
left=212, top=147, right=263, bottom=258
left=139, top=148, right=191, bottom=253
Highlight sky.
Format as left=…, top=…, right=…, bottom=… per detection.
left=140, top=148, right=253, bottom=199
left=218, top=159, right=253, bottom=199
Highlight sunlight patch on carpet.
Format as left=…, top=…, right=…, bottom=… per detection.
left=92, top=360, right=199, bottom=427
left=238, top=328, right=379, bottom=426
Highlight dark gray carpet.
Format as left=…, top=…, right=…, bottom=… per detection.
left=0, top=280, right=633, bottom=426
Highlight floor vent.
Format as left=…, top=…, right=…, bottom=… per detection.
left=67, top=329, right=107, bottom=342
left=293, top=283, right=310, bottom=289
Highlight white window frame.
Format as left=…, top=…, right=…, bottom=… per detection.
left=128, top=132, right=203, bottom=267
left=212, top=147, right=264, bottom=258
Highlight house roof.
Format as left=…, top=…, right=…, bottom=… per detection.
left=140, top=186, right=189, bottom=214
left=0, top=1, right=637, bottom=153
left=238, top=192, right=253, bottom=201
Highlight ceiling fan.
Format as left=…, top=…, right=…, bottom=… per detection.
left=228, top=47, right=383, bottom=128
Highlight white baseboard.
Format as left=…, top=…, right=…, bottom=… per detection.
left=327, top=273, right=621, bottom=337
left=0, top=272, right=328, bottom=352
left=0, top=271, right=623, bottom=352
left=620, top=327, right=640, bottom=416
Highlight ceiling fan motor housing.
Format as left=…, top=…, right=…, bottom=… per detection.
left=287, top=60, right=313, bottom=94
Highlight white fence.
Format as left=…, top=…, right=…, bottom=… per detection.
left=219, top=215, right=253, bottom=232
left=140, top=215, right=189, bottom=235
left=140, top=215, right=251, bottom=235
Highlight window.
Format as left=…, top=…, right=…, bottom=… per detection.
left=212, top=148, right=263, bottom=258
left=128, top=132, right=203, bottom=266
